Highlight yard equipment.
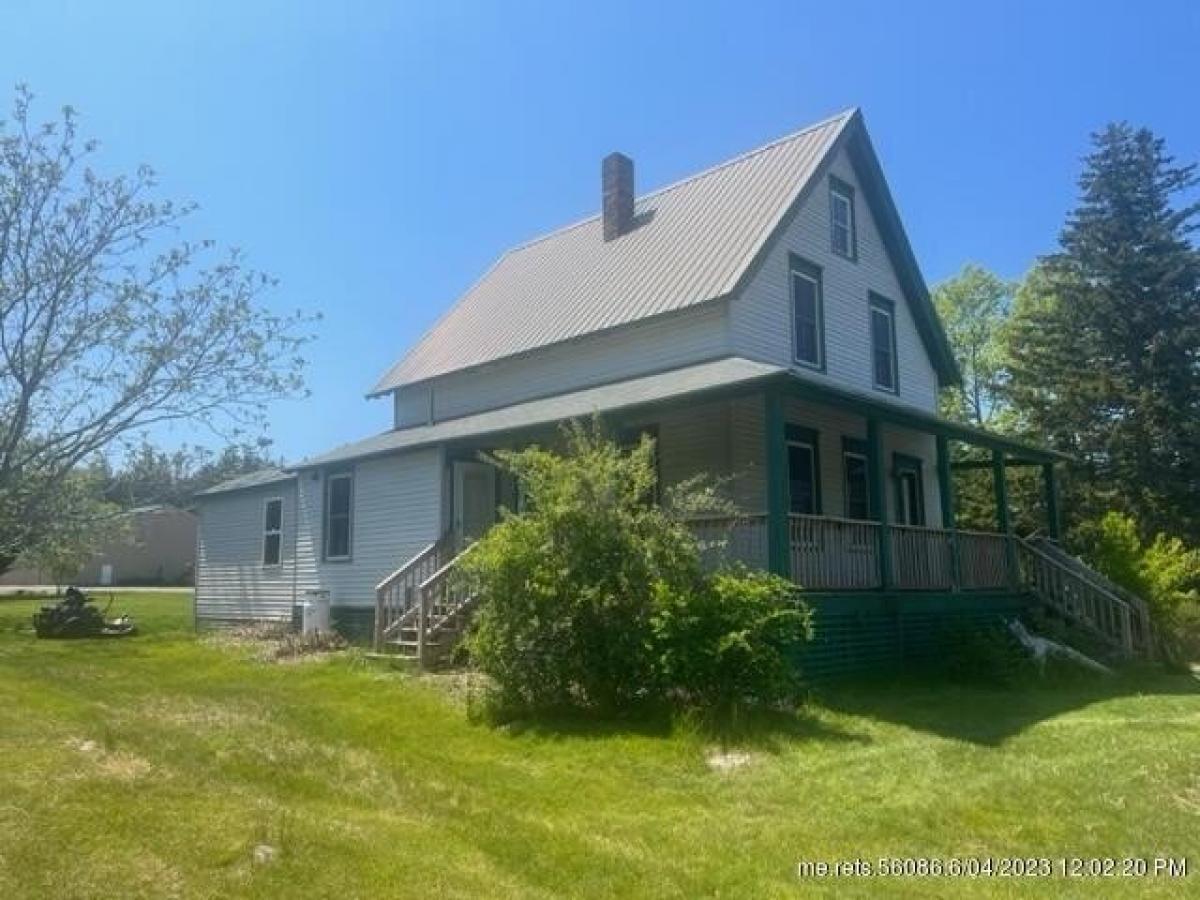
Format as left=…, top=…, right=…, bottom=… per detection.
left=32, top=587, right=137, bottom=639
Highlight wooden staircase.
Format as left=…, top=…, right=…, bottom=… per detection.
left=1016, top=536, right=1154, bottom=659
left=373, top=537, right=479, bottom=668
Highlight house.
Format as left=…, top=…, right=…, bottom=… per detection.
left=0, top=505, right=196, bottom=588
left=195, top=109, right=1151, bottom=673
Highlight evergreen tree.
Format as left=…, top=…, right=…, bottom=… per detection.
left=1007, top=124, right=1200, bottom=542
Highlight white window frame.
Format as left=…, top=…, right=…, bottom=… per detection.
left=323, top=472, right=354, bottom=562
left=262, top=497, right=283, bottom=567
left=829, top=181, right=856, bottom=259
left=869, top=298, right=898, bottom=393
left=786, top=437, right=819, bottom=517
left=790, top=261, right=824, bottom=370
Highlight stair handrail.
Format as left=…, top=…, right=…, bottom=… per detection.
left=373, top=535, right=453, bottom=650
left=1016, top=537, right=1147, bottom=657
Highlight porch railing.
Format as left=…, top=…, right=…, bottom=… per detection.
left=789, top=514, right=881, bottom=590
left=373, top=534, right=455, bottom=650
left=956, top=530, right=1012, bottom=590
left=686, top=513, right=1015, bottom=592
left=889, top=523, right=955, bottom=590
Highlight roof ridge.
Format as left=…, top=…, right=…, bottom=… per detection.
left=505, top=107, right=859, bottom=254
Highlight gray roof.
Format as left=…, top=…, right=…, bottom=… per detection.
left=370, top=110, right=856, bottom=395
left=307, top=357, right=783, bottom=468
left=196, top=467, right=294, bottom=497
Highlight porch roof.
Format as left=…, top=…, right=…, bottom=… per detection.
left=297, top=357, right=782, bottom=468
left=297, top=356, right=1067, bottom=471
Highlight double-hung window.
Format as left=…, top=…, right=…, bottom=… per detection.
left=786, top=425, right=821, bottom=516
left=323, top=471, right=353, bottom=561
left=893, top=454, right=926, bottom=527
left=829, top=177, right=856, bottom=259
left=869, top=292, right=898, bottom=392
left=790, top=256, right=824, bottom=369
left=262, top=498, right=283, bottom=566
left=841, top=438, right=871, bottom=521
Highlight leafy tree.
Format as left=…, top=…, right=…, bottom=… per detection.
left=20, top=468, right=124, bottom=585
left=931, top=265, right=1045, bottom=534
left=933, top=264, right=1014, bottom=427
left=0, top=87, right=314, bottom=574
left=101, top=439, right=279, bottom=509
left=1007, top=123, right=1200, bottom=543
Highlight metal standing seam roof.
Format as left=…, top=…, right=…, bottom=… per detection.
left=369, top=110, right=857, bottom=395
left=305, top=357, right=785, bottom=468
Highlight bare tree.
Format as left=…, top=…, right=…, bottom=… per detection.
left=0, top=86, right=314, bottom=573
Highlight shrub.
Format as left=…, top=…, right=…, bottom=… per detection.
left=652, top=567, right=811, bottom=715
left=461, top=421, right=814, bottom=716
left=1078, top=512, right=1200, bottom=664
left=940, top=621, right=1033, bottom=687
left=461, top=421, right=706, bottom=713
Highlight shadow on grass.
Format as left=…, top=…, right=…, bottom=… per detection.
left=813, top=666, right=1200, bottom=747
left=490, top=701, right=869, bottom=753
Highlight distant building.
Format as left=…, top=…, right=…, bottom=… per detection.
left=0, top=505, right=196, bottom=587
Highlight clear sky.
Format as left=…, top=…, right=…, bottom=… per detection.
left=3, top=1, right=1197, bottom=461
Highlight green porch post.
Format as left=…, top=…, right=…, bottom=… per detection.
left=1042, top=462, right=1061, bottom=541
left=867, top=417, right=893, bottom=588
left=936, top=434, right=961, bottom=589
left=992, top=448, right=1018, bottom=587
left=764, top=387, right=790, bottom=578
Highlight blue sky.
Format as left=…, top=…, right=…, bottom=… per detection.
left=3, top=1, right=1197, bottom=461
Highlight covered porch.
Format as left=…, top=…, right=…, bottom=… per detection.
left=437, top=365, right=1066, bottom=595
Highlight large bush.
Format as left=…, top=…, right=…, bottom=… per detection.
left=1079, top=512, right=1200, bottom=663
left=652, top=567, right=811, bottom=715
left=460, top=422, right=811, bottom=715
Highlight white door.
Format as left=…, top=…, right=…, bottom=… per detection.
left=99, top=564, right=114, bottom=586
left=453, top=461, right=496, bottom=548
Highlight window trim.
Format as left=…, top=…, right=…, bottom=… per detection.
left=785, top=424, right=822, bottom=516
left=261, top=496, right=283, bottom=567
left=868, top=291, right=899, bottom=394
left=788, top=254, right=825, bottom=371
left=892, top=452, right=926, bottom=527
left=841, top=437, right=872, bottom=520
left=829, top=176, right=857, bottom=261
left=322, top=470, right=354, bottom=562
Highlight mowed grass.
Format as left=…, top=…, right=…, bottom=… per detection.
left=0, top=593, right=1196, bottom=899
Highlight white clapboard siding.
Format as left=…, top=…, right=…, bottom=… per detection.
left=394, top=302, right=730, bottom=428
left=195, top=481, right=299, bottom=626
left=293, top=447, right=443, bottom=608
left=729, top=147, right=940, bottom=413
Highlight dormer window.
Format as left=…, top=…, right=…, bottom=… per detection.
left=829, top=177, right=856, bottom=260
left=789, top=255, right=824, bottom=370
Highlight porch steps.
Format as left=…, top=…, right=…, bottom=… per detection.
left=373, top=539, right=478, bottom=668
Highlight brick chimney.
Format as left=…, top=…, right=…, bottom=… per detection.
left=602, top=152, right=634, bottom=241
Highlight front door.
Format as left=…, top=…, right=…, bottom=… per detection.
left=453, top=461, right=497, bottom=548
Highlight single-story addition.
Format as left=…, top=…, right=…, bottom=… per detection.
left=195, top=108, right=1152, bottom=675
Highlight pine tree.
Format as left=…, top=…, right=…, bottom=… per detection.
left=1007, top=124, right=1200, bottom=542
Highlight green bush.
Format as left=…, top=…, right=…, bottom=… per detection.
left=461, top=422, right=814, bottom=716
left=1078, top=512, right=1200, bottom=664
left=940, top=621, right=1033, bottom=687
left=461, top=422, right=705, bottom=712
left=652, top=567, right=811, bottom=715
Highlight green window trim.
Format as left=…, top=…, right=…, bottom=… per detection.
left=788, top=253, right=826, bottom=372
left=829, top=175, right=858, bottom=261
left=785, top=424, right=822, bottom=516
left=868, top=290, right=899, bottom=394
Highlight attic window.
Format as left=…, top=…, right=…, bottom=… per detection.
left=829, top=177, right=856, bottom=260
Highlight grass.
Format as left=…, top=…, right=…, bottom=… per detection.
left=0, top=592, right=1197, bottom=899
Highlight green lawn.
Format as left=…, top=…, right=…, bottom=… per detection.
left=0, top=593, right=1196, bottom=899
